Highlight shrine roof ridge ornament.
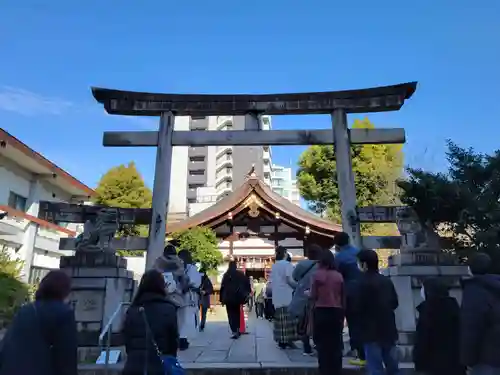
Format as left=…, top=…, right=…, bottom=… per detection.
left=91, top=82, right=417, bottom=117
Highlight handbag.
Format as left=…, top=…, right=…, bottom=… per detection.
left=140, top=307, right=185, bottom=375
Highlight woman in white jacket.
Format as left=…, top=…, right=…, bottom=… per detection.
left=177, top=250, right=202, bottom=350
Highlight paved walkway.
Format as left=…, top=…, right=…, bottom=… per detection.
left=178, top=306, right=349, bottom=368
left=178, top=307, right=415, bottom=371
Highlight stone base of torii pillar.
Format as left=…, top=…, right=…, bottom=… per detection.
left=60, top=250, right=136, bottom=362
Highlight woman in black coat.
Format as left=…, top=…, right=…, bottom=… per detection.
left=413, top=278, right=465, bottom=375
left=0, top=270, right=77, bottom=375
left=122, top=269, right=179, bottom=375
left=219, top=260, right=251, bottom=339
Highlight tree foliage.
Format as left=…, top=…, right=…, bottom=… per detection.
left=0, top=248, right=30, bottom=327
left=172, top=227, right=223, bottom=271
left=296, top=118, right=403, bottom=235
left=398, top=141, right=500, bottom=271
left=93, top=162, right=152, bottom=256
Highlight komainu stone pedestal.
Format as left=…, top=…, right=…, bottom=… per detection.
left=385, top=250, right=469, bottom=362
left=60, top=251, right=135, bottom=352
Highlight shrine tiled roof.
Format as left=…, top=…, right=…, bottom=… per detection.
left=167, top=174, right=342, bottom=237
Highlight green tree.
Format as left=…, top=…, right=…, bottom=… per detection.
left=172, top=227, right=223, bottom=271
left=398, top=141, right=500, bottom=272
left=0, top=248, right=30, bottom=326
left=93, top=162, right=152, bottom=256
left=296, top=118, right=403, bottom=235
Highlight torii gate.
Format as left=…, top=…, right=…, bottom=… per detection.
left=91, top=82, right=417, bottom=269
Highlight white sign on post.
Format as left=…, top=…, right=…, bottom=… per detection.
left=96, top=350, right=121, bottom=365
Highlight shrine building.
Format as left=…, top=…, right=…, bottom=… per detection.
left=167, top=170, right=342, bottom=281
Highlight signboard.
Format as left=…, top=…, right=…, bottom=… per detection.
left=357, top=206, right=403, bottom=223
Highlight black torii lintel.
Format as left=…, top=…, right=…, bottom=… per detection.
left=91, top=82, right=417, bottom=117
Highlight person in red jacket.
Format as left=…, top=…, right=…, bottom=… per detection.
left=310, top=250, right=345, bottom=375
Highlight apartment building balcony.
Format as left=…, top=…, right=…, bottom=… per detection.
left=188, top=161, right=206, bottom=172
left=187, top=173, right=206, bottom=186
left=216, top=145, right=232, bottom=157
left=216, top=186, right=232, bottom=200
left=217, top=116, right=233, bottom=128
left=188, top=146, right=207, bottom=159
left=186, top=188, right=198, bottom=201
left=215, top=169, right=233, bottom=188
left=263, top=147, right=272, bottom=161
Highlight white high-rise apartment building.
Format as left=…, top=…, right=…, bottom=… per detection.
left=271, top=164, right=300, bottom=206
left=167, top=116, right=273, bottom=217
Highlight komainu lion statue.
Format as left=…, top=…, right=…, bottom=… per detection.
left=75, top=208, right=119, bottom=252
left=395, top=206, right=440, bottom=251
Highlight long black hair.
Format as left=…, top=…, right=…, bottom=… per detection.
left=178, top=249, right=193, bottom=266
left=132, top=269, right=166, bottom=305
left=35, top=270, right=72, bottom=301
left=318, top=249, right=336, bottom=270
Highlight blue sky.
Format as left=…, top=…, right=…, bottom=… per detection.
left=1, top=1, right=499, bottom=190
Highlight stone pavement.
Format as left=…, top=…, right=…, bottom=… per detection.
left=178, top=306, right=318, bottom=367
left=178, top=306, right=410, bottom=371
left=79, top=306, right=416, bottom=375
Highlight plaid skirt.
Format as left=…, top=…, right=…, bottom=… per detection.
left=273, top=306, right=299, bottom=343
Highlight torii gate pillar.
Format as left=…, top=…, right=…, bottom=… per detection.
left=146, top=112, right=174, bottom=269
left=332, top=109, right=362, bottom=248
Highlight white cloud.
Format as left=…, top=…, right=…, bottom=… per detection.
left=0, top=86, right=73, bottom=116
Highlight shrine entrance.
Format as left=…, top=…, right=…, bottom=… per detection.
left=84, top=82, right=416, bottom=270
left=245, top=269, right=266, bottom=280
left=166, top=171, right=344, bottom=283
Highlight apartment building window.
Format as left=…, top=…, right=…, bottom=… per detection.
left=188, top=184, right=204, bottom=190
left=189, top=170, right=204, bottom=176
left=8, top=191, right=27, bottom=212
left=187, top=198, right=196, bottom=204
left=226, top=167, right=231, bottom=174
left=189, top=156, right=205, bottom=162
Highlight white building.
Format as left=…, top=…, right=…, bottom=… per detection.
left=271, top=164, right=300, bottom=206
left=170, top=115, right=273, bottom=217
left=0, top=128, right=94, bottom=283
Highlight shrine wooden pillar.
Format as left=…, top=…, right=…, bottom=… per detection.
left=228, top=213, right=234, bottom=256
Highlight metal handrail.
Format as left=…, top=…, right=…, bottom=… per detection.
left=98, top=302, right=130, bottom=374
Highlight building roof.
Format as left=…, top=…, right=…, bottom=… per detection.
left=167, top=171, right=342, bottom=237
left=0, top=128, right=95, bottom=197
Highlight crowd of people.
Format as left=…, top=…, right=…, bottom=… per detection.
left=0, top=234, right=499, bottom=375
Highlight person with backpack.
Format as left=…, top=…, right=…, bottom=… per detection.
left=199, top=269, right=214, bottom=332
left=460, top=252, right=500, bottom=375
left=289, top=243, right=322, bottom=356
left=154, top=243, right=186, bottom=308
left=219, top=259, right=251, bottom=339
